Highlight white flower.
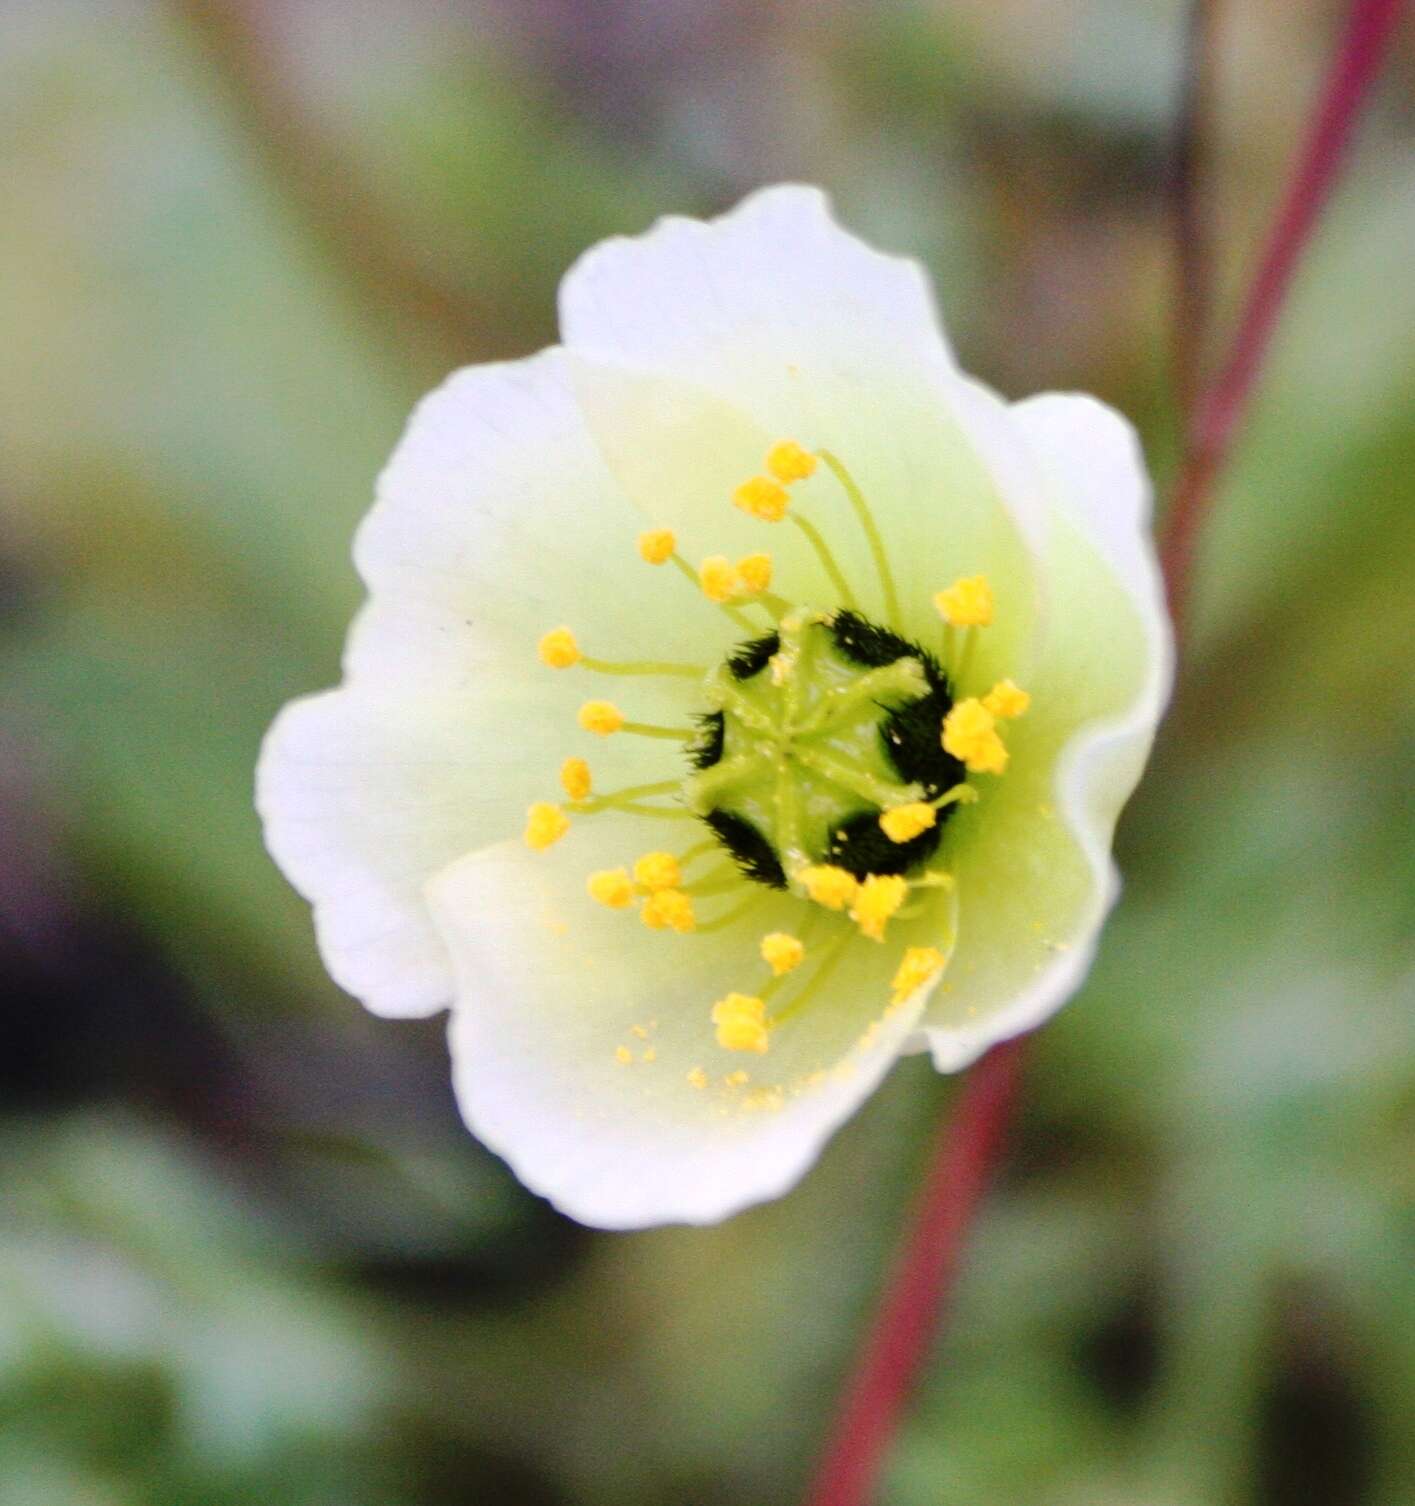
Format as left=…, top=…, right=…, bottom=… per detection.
left=257, top=186, right=1172, bottom=1229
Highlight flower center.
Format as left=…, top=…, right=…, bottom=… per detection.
left=684, top=609, right=969, bottom=888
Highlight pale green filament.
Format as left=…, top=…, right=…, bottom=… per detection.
left=621, top=721, right=697, bottom=740
left=695, top=892, right=767, bottom=934
left=789, top=513, right=857, bottom=611
left=768, top=929, right=852, bottom=1027
left=581, top=656, right=704, bottom=678
left=818, top=448, right=902, bottom=631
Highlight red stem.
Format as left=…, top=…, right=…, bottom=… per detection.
left=802, top=4, right=1402, bottom=1503
left=1160, top=0, right=1406, bottom=637
left=803, top=1038, right=1025, bottom=1506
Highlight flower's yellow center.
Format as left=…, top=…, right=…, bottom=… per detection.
left=522, top=439, right=1032, bottom=1077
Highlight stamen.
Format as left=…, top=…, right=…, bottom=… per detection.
left=523, top=802, right=570, bottom=851
left=587, top=868, right=635, bottom=908
left=579, top=701, right=695, bottom=740
left=818, top=448, right=902, bottom=631
left=736, top=552, right=773, bottom=595
left=760, top=932, right=805, bottom=977
left=537, top=627, right=581, bottom=668
left=879, top=801, right=937, bottom=844
left=699, top=555, right=740, bottom=604
left=711, top=992, right=770, bottom=1054
left=733, top=475, right=791, bottom=522
left=767, top=931, right=851, bottom=1027
left=669, top=552, right=757, bottom=633
left=933, top=574, right=994, bottom=628
left=942, top=698, right=1009, bottom=775
left=640, top=889, right=696, bottom=933
left=850, top=873, right=909, bottom=941
left=789, top=513, right=858, bottom=611
left=632, top=851, right=682, bottom=892
left=891, top=945, right=946, bottom=1003
left=637, top=528, right=677, bottom=564
left=799, top=864, right=860, bottom=911
left=577, top=700, right=624, bottom=736
left=765, top=439, right=818, bottom=484
left=580, top=656, right=704, bottom=678
left=559, top=756, right=592, bottom=802
left=982, top=678, right=1030, bottom=718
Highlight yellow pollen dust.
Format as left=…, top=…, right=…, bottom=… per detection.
left=578, top=699, right=625, bottom=736
left=615, top=1045, right=634, bottom=1065
left=699, top=555, right=739, bottom=604
left=637, top=528, right=676, bottom=565
left=633, top=850, right=682, bottom=892
left=933, top=575, right=995, bottom=628
left=879, top=801, right=937, bottom=844
left=799, top=864, right=860, bottom=910
left=711, top=992, right=770, bottom=1054
left=891, top=945, right=946, bottom=1003
left=850, top=873, right=909, bottom=942
left=538, top=626, right=581, bottom=668
left=640, top=888, right=696, bottom=933
left=942, top=698, right=1009, bottom=775
left=524, top=802, right=570, bottom=851
left=765, top=439, right=818, bottom=484
left=587, top=868, right=635, bottom=909
left=686, top=1066, right=708, bottom=1090
left=560, top=756, right=592, bottom=801
left=737, top=552, right=773, bottom=595
left=733, top=474, right=790, bottom=523
left=760, top=932, right=805, bottom=977
left=982, top=678, right=1030, bottom=719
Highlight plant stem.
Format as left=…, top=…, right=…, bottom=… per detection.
left=1160, top=0, right=1405, bottom=638
left=801, top=4, right=1402, bottom=1502
left=802, top=1040, right=1024, bottom=1506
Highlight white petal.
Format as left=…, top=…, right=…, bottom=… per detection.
left=427, top=818, right=944, bottom=1229
left=918, top=393, right=1173, bottom=1069
left=261, top=348, right=719, bottom=1017
left=560, top=184, right=957, bottom=394
left=560, top=187, right=1047, bottom=646
left=349, top=346, right=724, bottom=691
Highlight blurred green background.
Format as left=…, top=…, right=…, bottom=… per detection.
left=2, top=2, right=1412, bottom=1502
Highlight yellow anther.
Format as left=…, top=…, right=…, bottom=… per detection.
left=850, top=873, right=909, bottom=942
left=733, top=474, right=791, bottom=523
left=698, top=554, right=739, bottom=604
left=942, top=698, right=1010, bottom=774
left=799, top=864, right=860, bottom=911
left=710, top=992, right=770, bottom=1054
left=686, top=1066, right=708, bottom=1090
left=933, top=574, right=995, bottom=628
left=559, top=755, right=592, bottom=801
left=879, top=801, right=937, bottom=844
left=760, top=932, right=805, bottom=977
left=633, top=850, right=682, bottom=892
left=587, top=868, right=635, bottom=909
left=737, top=552, right=773, bottom=594
left=538, top=626, right=581, bottom=668
left=640, top=888, right=696, bottom=933
left=891, top=945, right=947, bottom=1003
left=615, top=1045, right=634, bottom=1065
left=577, top=699, right=625, bottom=736
left=765, top=439, right=818, bottom=484
left=637, top=528, right=676, bottom=565
left=523, top=802, right=570, bottom=851
left=982, top=678, right=1030, bottom=719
